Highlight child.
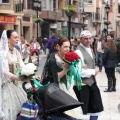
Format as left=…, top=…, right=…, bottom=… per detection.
left=22, top=43, right=30, bottom=64
left=31, top=50, right=38, bottom=65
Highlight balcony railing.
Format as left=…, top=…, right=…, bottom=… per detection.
left=14, top=1, right=23, bottom=12
left=15, top=3, right=23, bottom=12
left=40, top=9, right=66, bottom=21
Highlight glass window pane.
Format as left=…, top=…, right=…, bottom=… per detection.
left=84, top=0, right=92, bottom=5
left=2, top=0, right=9, bottom=3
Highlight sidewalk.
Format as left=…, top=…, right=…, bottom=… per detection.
left=81, top=67, right=120, bottom=120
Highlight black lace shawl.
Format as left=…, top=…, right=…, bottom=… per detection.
left=41, top=53, right=59, bottom=85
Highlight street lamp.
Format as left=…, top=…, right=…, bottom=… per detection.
left=67, top=0, right=72, bottom=42
left=64, top=0, right=75, bottom=47
left=33, top=0, right=41, bottom=42
left=103, top=17, right=107, bottom=37
left=105, top=1, right=110, bottom=35
left=93, top=22, right=98, bottom=34
left=81, top=9, right=86, bottom=30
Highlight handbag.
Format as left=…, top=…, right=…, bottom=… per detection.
left=17, top=101, right=39, bottom=120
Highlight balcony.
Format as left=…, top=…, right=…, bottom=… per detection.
left=0, top=1, right=24, bottom=15
left=14, top=2, right=23, bottom=12
left=40, top=9, right=67, bottom=21
left=13, top=1, right=24, bottom=16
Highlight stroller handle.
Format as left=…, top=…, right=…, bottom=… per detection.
left=22, top=82, right=29, bottom=93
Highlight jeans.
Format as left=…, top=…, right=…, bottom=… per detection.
left=90, top=116, right=98, bottom=120
left=96, top=52, right=103, bottom=70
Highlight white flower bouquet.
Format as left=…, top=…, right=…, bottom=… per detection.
left=18, top=63, right=37, bottom=80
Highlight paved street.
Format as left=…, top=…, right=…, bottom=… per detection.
left=37, top=54, right=120, bottom=120
left=36, top=54, right=47, bottom=76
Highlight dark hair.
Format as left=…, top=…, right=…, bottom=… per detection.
left=48, top=37, right=70, bottom=57
left=107, top=34, right=114, bottom=39
left=106, top=39, right=117, bottom=52
left=57, top=37, right=70, bottom=47
left=0, top=24, right=5, bottom=38
left=6, top=30, right=15, bottom=39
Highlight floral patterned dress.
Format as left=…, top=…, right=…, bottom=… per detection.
left=55, top=55, right=82, bottom=119
left=2, top=48, right=27, bottom=120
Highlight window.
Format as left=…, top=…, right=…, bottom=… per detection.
left=2, top=0, right=9, bottom=3
left=53, top=0, right=56, bottom=11
left=42, top=0, right=46, bottom=10
left=84, top=0, right=92, bottom=5
left=27, top=0, right=33, bottom=9
left=118, top=4, right=120, bottom=13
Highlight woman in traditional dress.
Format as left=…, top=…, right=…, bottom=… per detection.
left=42, top=38, right=82, bottom=119
left=0, top=30, right=27, bottom=120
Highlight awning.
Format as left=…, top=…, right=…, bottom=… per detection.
left=0, top=15, right=16, bottom=24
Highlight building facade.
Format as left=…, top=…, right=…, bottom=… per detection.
left=0, top=0, right=118, bottom=42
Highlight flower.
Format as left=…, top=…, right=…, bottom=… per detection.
left=18, top=63, right=37, bottom=80
left=34, top=18, right=44, bottom=23
left=63, top=51, right=80, bottom=65
left=64, top=4, right=76, bottom=12
left=31, top=87, right=37, bottom=93
left=104, top=21, right=111, bottom=25
left=63, top=52, right=82, bottom=90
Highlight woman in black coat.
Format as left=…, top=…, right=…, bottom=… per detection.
left=103, top=39, right=117, bottom=92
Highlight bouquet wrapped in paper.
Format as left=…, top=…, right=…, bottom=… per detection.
left=63, top=51, right=82, bottom=90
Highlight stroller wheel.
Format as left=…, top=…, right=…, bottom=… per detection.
left=118, top=104, right=120, bottom=112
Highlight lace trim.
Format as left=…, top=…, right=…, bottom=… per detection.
left=55, top=55, right=65, bottom=69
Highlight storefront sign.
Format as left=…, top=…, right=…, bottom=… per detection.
left=0, top=15, right=16, bottom=24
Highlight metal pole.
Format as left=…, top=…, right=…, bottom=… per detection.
left=68, top=0, right=71, bottom=41
left=68, top=16, right=71, bottom=41
left=83, top=16, right=84, bottom=30
left=37, top=6, right=39, bottom=42
left=20, top=18, right=22, bottom=35
left=106, top=12, right=108, bottom=35
left=82, top=7, right=84, bottom=30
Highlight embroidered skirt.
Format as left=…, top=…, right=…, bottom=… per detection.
left=2, top=81, right=27, bottom=120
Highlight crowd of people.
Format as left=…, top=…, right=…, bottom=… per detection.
left=0, top=22, right=120, bottom=120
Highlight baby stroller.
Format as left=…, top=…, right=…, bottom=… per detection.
left=31, top=50, right=39, bottom=66
left=22, top=81, right=83, bottom=120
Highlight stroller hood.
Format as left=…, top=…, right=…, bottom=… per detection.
left=40, top=83, right=83, bottom=113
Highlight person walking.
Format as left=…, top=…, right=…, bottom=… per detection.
left=74, top=30, right=104, bottom=120
left=94, top=34, right=105, bottom=72
left=30, top=37, right=41, bottom=52
left=103, top=39, right=117, bottom=92
left=46, top=33, right=57, bottom=56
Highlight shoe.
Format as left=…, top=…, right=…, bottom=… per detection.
left=104, top=88, right=112, bottom=92
left=112, top=88, right=116, bottom=92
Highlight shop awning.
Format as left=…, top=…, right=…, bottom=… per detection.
left=0, top=15, right=16, bottom=24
